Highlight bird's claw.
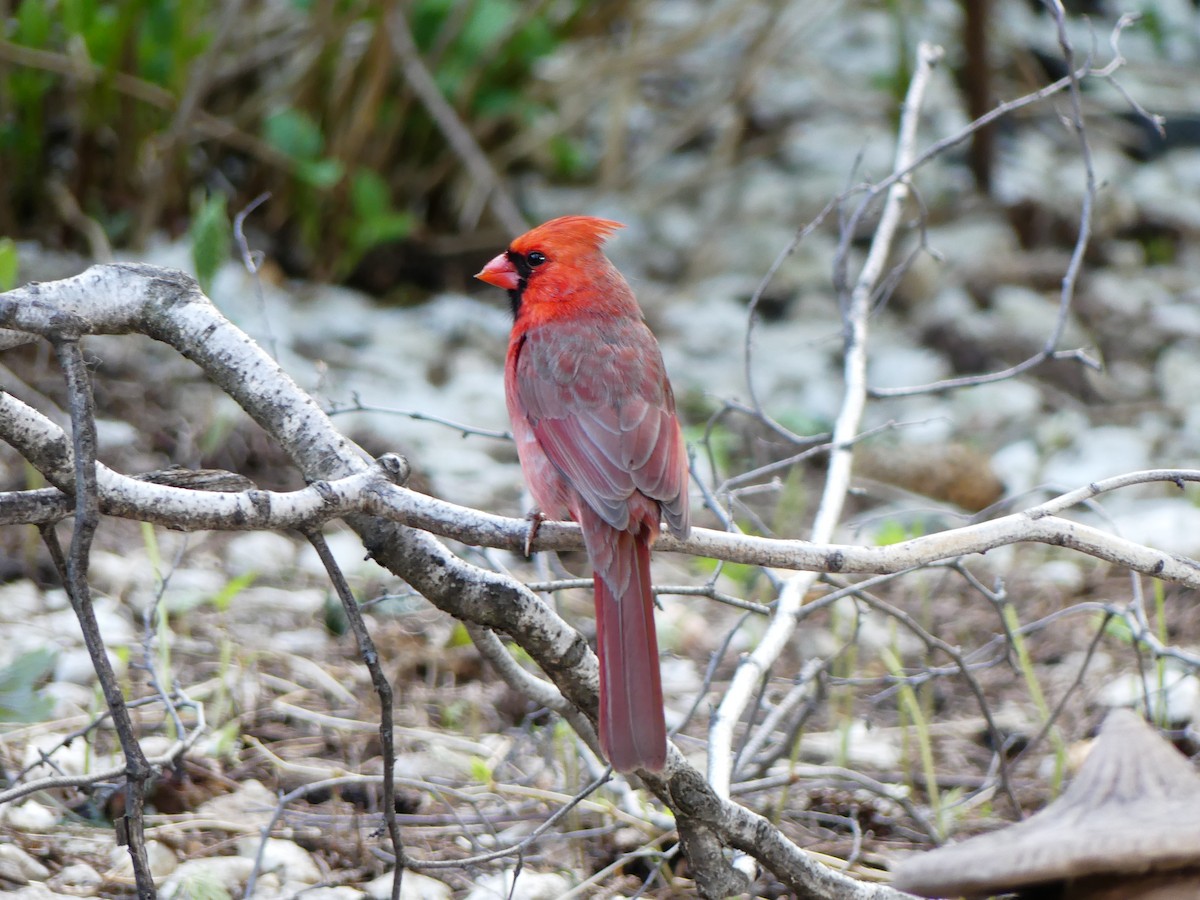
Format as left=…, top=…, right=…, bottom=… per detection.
left=523, top=510, right=545, bottom=558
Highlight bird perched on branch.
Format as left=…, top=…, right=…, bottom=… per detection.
left=476, top=215, right=690, bottom=772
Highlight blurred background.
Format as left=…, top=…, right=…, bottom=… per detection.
left=2, top=0, right=1194, bottom=295
left=3, top=3, right=1200, bottom=894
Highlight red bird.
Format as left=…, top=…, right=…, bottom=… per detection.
left=476, top=216, right=690, bottom=772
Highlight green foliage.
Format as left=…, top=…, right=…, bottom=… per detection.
left=446, top=621, right=473, bottom=648
left=695, top=556, right=760, bottom=592
left=0, top=648, right=57, bottom=723
left=1137, top=3, right=1166, bottom=51
left=875, top=517, right=925, bottom=546
left=323, top=594, right=349, bottom=636
left=883, top=646, right=944, bottom=836
left=0, top=239, right=18, bottom=291
left=1, top=0, right=620, bottom=283
left=2, top=0, right=217, bottom=243
left=469, top=755, right=493, bottom=785
left=1001, top=601, right=1068, bottom=793
left=412, top=0, right=562, bottom=120
left=263, top=108, right=345, bottom=189
left=209, top=572, right=257, bottom=614
left=343, top=169, right=414, bottom=276
left=190, top=192, right=231, bottom=295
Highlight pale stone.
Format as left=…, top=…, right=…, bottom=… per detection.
left=0, top=843, right=51, bottom=882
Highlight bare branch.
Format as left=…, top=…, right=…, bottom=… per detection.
left=708, top=41, right=945, bottom=799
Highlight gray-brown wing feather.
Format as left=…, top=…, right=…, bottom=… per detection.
left=515, top=319, right=689, bottom=536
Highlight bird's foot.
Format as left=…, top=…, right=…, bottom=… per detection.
left=523, top=510, right=545, bottom=558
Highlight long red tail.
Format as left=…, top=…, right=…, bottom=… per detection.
left=587, top=521, right=667, bottom=772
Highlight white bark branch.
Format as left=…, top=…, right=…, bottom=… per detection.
left=2, top=379, right=1196, bottom=585
left=0, top=254, right=1194, bottom=899
left=707, top=41, right=944, bottom=797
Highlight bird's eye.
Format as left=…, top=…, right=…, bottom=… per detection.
left=527, top=251, right=546, bottom=267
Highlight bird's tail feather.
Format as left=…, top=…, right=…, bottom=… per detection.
left=591, top=525, right=666, bottom=772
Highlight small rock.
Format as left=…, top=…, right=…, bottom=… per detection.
left=54, top=647, right=122, bottom=686
left=47, top=862, right=102, bottom=891
left=465, top=870, right=572, bottom=900
left=1033, top=559, right=1086, bottom=597
left=234, top=837, right=321, bottom=884
left=799, top=719, right=901, bottom=770
left=1113, top=499, right=1200, bottom=558
left=0, top=580, right=41, bottom=621
left=950, top=379, right=1042, bottom=433
left=236, top=585, right=326, bottom=618
left=195, top=779, right=277, bottom=828
left=96, top=417, right=139, bottom=451
left=21, top=734, right=95, bottom=778
left=1041, top=425, right=1152, bottom=488
left=868, top=344, right=948, bottom=391
left=1155, top=341, right=1200, bottom=413
left=855, top=441, right=1004, bottom=512
left=272, top=626, right=334, bottom=657
left=2, top=799, right=57, bottom=831
left=1099, top=668, right=1200, bottom=727
left=295, top=530, right=384, bottom=582
left=108, top=839, right=177, bottom=879
left=0, top=843, right=51, bottom=882
left=11, top=888, right=78, bottom=900
left=160, top=856, right=255, bottom=899
left=224, top=531, right=298, bottom=580
left=158, top=567, right=231, bottom=615
left=365, top=870, right=453, bottom=900
left=990, top=440, right=1042, bottom=498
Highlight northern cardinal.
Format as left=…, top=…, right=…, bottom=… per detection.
left=476, top=216, right=690, bottom=772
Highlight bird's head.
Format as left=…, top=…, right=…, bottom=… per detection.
left=475, top=216, right=626, bottom=317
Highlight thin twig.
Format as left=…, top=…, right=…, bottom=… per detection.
left=384, top=10, right=526, bottom=235
left=303, top=529, right=405, bottom=900
left=708, top=42, right=945, bottom=800
left=233, top=191, right=279, bottom=361
left=52, top=338, right=156, bottom=899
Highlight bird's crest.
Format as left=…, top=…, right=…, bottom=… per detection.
left=510, top=216, right=624, bottom=257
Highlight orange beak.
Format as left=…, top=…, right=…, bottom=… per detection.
left=475, top=252, right=521, bottom=291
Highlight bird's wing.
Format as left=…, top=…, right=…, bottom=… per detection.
left=514, top=320, right=689, bottom=534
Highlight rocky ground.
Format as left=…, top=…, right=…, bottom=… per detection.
left=2, top=0, right=1200, bottom=897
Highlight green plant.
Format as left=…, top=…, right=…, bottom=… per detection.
left=1000, top=601, right=1068, bottom=793
left=190, top=191, right=231, bottom=295
left=1, top=0, right=627, bottom=282
left=883, top=646, right=943, bottom=837
left=0, top=238, right=18, bottom=290
left=0, top=648, right=57, bottom=723
left=1, top=0, right=216, bottom=242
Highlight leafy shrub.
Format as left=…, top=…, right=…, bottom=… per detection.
left=0, top=0, right=626, bottom=286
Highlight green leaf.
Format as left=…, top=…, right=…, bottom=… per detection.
left=1103, top=614, right=1134, bottom=644
left=351, top=212, right=414, bottom=255
left=296, top=157, right=345, bottom=189
left=446, top=622, right=471, bottom=648
left=264, top=108, right=325, bottom=161
left=469, top=756, right=492, bottom=784
left=16, top=0, right=53, bottom=47
left=459, top=0, right=519, bottom=57
left=209, top=572, right=257, bottom=613
left=323, top=594, right=348, bottom=636
left=0, top=648, right=57, bottom=723
left=0, top=238, right=19, bottom=291
left=350, top=169, right=391, bottom=219
left=547, top=134, right=590, bottom=179
left=190, top=192, right=230, bottom=295
left=82, top=5, right=126, bottom=70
